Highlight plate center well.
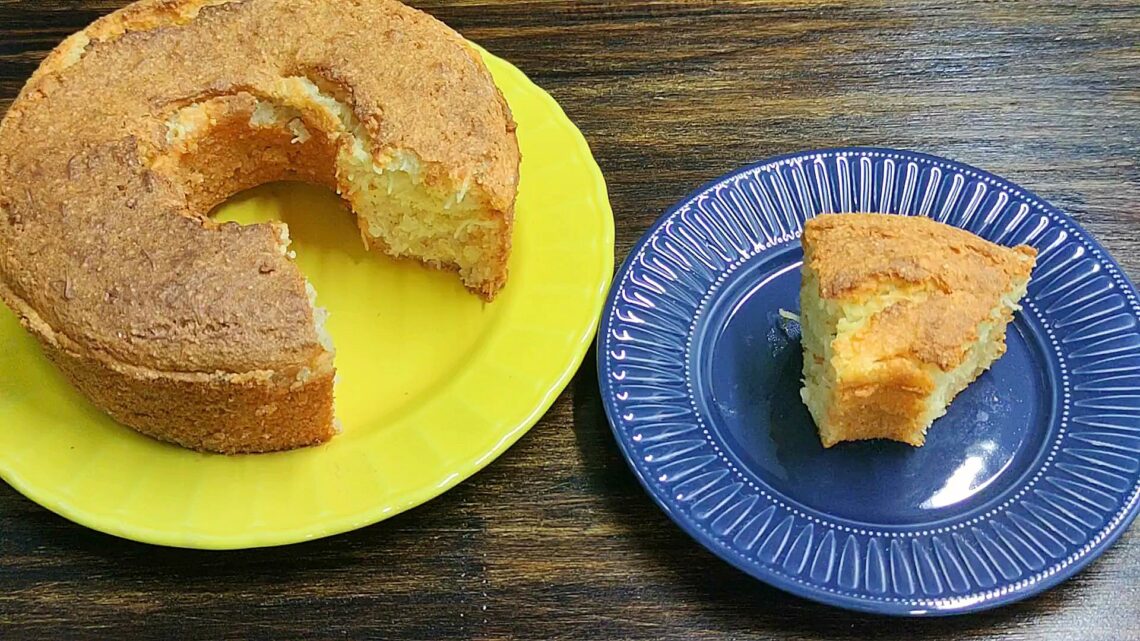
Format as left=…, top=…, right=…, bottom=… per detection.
left=692, top=243, right=1056, bottom=527
left=216, top=182, right=507, bottom=431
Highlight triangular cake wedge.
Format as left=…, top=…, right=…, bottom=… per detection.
left=799, top=213, right=1037, bottom=447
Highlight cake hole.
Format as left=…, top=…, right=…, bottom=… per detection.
left=154, top=76, right=505, bottom=298
left=212, top=181, right=502, bottom=427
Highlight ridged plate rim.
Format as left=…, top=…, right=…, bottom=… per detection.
left=598, top=147, right=1140, bottom=616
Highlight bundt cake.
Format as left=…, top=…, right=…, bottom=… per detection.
left=0, top=0, right=520, bottom=453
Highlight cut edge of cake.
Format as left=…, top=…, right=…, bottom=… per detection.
left=163, top=73, right=517, bottom=302
left=799, top=213, right=1037, bottom=448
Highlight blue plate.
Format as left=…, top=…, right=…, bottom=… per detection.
left=598, top=148, right=1140, bottom=616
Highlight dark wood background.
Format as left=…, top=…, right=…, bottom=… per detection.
left=1, top=1, right=1138, bottom=639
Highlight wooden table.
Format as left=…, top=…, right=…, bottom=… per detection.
left=2, top=1, right=1138, bottom=639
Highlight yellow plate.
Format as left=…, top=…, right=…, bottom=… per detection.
left=0, top=48, right=613, bottom=549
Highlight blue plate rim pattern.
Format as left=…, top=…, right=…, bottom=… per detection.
left=598, top=147, right=1140, bottom=616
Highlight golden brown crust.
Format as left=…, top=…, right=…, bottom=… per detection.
left=803, top=213, right=1036, bottom=372
left=40, top=339, right=336, bottom=454
left=801, top=213, right=1036, bottom=447
left=0, top=0, right=518, bottom=452
left=805, top=213, right=1035, bottom=300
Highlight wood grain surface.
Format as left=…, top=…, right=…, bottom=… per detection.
left=1, top=1, right=1138, bottom=639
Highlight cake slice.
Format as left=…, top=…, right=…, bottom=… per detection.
left=798, top=213, right=1037, bottom=447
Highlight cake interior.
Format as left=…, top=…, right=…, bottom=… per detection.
left=799, top=263, right=1030, bottom=447
left=275, top=78, right=505, bottom=293
left=156, top=76, right=510, bottom=390
left=165, top=77, right=506, bottom=302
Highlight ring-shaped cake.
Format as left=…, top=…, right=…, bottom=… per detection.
left=0, top=0, right=520, bottom=453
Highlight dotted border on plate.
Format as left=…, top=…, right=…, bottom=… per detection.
left=603, top=149, right=1140, bottom=607
left=678, top=251, right=1066, bottom=539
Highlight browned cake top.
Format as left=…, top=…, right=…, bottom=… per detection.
left=804, top=213, right=1036, bottom=301
left=0, top=0, right=517, bottom=374
left=803, top=213, right=1037, bottom=371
